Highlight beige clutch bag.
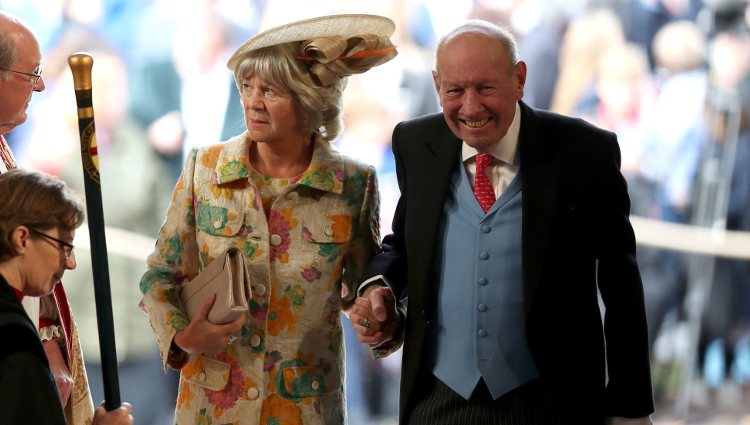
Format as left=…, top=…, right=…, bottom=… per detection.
left=180, top=247, right=251, bottom=324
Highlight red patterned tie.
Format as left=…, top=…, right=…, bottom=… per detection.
left=474, top=153, right=496, bottom=213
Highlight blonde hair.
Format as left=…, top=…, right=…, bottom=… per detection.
left=551, top=9, right=625, bottom=115
left=652, top=20, right=706, bottom=74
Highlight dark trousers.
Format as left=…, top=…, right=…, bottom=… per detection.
left=407, top=374, right=572, bottom=425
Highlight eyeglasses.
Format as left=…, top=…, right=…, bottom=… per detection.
left=1, top=67, right=43, bottom=85
left=29, top=228, right=74, bottom=261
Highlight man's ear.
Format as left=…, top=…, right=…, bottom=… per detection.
left=514, top=60, right=527, bottom=100
left=432, top=71, right=443, bottom=107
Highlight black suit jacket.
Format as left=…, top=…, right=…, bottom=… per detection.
left=366, top=101, right=654, bottom=423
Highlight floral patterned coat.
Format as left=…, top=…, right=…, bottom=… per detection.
left=139, top=132, right=380, bottom=425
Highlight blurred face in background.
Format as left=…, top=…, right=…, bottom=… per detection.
left=595, top=44, right=649, bottom=123
left=0, top=19, right=45, bottom=134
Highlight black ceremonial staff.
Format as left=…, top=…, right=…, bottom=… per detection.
left=68, top=52, right=121, bottom=410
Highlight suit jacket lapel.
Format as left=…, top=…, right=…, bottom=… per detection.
left=410, top=119, right=462, bottom=317
left=519, top=102, right=562, bottom=317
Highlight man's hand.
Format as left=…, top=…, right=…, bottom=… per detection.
left=349, top=285, right=399, bottom=347
left=42, top=338, right=73, bottom=407
left=173, top=293, right=245, bottom=354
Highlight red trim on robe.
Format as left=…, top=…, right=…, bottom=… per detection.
left=53, top=283, right=73, bottom=361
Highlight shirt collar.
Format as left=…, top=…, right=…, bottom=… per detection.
left=214, top=132, right=346, bottom=194
left=461, top=102, right=520, bottom=166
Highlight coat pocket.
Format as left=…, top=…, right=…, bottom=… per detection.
left=185, top=355, right=231, bottom=391
left=302, top=213, right=352, bottom=244
left=196, top=203, right=245, bottom=237
left=276, top=359, right=332, bottom=398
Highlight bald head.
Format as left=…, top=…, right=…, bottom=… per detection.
left=434, top=20, right=519, bottom=77
left=0, top=12, right=34, bottom=72
left=0, top=11, right=44, bottom=135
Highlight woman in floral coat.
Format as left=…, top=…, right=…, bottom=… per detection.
left=138, top=14, right=397, bottom=425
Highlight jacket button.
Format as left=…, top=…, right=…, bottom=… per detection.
left=247, top=387, right=259, bottom=399
left=254, top=284, right=266, bottom=296
left=311, top=380, right=320, bottom=390
left=478, top=329, right=488, bottom=337
left=250, top=334, right=261, bottom=347
left=270, top=234, right=282, bottom=246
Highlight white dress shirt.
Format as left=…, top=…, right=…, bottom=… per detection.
left=462, top=102, right=521, bottom=198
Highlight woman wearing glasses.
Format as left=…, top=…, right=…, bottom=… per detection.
left=0, top=169, right=133, bottom=425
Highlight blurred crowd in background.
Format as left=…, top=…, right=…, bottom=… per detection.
left=2, top=0, right=750, bottom=423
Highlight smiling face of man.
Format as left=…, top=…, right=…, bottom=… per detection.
left=0, top=14, right=45, bottom=135
left=433, top=32, right=526, bottom=152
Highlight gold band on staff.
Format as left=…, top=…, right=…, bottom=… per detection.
left=76, top=107, right=94, bottom=119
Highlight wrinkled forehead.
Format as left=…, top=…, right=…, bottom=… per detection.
left=436, top=33, right=512, bottom=73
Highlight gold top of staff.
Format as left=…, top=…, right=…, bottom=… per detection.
left=68, top=52, right=93, bottom=91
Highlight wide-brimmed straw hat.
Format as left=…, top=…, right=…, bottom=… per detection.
left=227, top=14, right=398, bottom=85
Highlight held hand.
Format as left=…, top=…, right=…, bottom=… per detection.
left=92, top=401, right=133, bottom=425
left=42, top=338, right=73, bottom=408
left=173, top=293, right=245, bottom=354
left=367, top=285, right=395, bottom=322
left=350, top=286, right=398, bottom=347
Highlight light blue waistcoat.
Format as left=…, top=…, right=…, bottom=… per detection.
left=431, top=158, right=540, bottom=400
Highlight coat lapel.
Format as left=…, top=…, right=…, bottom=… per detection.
left=519, top=102, right=563, bottom=317
left=409, top=119, right=462, bottom=318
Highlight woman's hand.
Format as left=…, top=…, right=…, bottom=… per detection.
left=173, top=294, right=246, bottom=354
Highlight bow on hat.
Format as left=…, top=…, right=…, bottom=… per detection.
left=298, top=34, right=397, bottom=85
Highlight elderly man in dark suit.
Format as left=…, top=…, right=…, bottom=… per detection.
left=349, top=20, right=655, bottom=425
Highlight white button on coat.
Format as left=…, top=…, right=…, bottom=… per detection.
left=250, top=334, right=261, bottom=347
left=270, top=234, right=282, bottom=246
left=246, top=387, right=259, bottom=399
left=255, top=284, right=266, bottom=296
